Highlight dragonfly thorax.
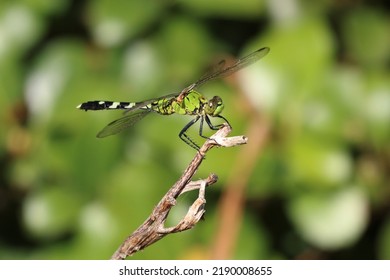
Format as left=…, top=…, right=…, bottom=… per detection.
left=204, top=96, right=224, bottom=116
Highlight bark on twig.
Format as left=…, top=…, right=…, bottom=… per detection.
left=110, top=125, right=247, bottom=260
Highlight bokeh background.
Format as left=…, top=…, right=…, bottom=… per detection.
left=1, top=0, right=389, bottom=260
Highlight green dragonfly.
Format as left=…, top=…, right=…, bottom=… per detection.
left=77, top=47, right=270, bottom=150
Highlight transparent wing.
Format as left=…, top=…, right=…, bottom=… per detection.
left=182, top=47, right=270, bottom=94
left=97, top=110, right=151, bottom=138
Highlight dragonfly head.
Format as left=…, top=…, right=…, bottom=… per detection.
left=205, top=96, right=224, bottom=116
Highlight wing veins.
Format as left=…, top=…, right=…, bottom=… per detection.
left=97, top=110, right=151, bottom=138
left=182, top=47, right=270, bottom=94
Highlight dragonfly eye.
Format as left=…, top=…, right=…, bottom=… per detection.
left=205, top=96, right=224, bottom=116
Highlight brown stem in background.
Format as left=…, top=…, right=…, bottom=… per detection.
left=210, top=71, right=271, bottom=259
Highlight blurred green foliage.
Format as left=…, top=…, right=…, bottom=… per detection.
left=0, top=0, right=389, bottom=260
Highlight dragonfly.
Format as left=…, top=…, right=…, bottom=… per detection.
left=77, top=47, right=270, bottom=150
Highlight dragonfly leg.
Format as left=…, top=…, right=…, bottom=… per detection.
left=179, top=116, right=201, bottom=150
left=198, top=115, right=231, bottom=140
left=216, top=115, right=231, bottom=128
left=198, top=115, right=207, bottom=139
left=199, top=115, right=216, bottom=140
left=203, top=115, right=231, bottom=133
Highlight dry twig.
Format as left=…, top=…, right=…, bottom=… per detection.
left=111, top=125, right=247, bottom=260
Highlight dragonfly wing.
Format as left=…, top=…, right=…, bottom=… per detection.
left=183, top=47, right=270, bottom=93
left=97, top=110, right=151, bottom=138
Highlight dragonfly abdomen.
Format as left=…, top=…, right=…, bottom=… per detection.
left=150, top=97, right=177, bottom=115
left=77, top=101, right=137, bottom=111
